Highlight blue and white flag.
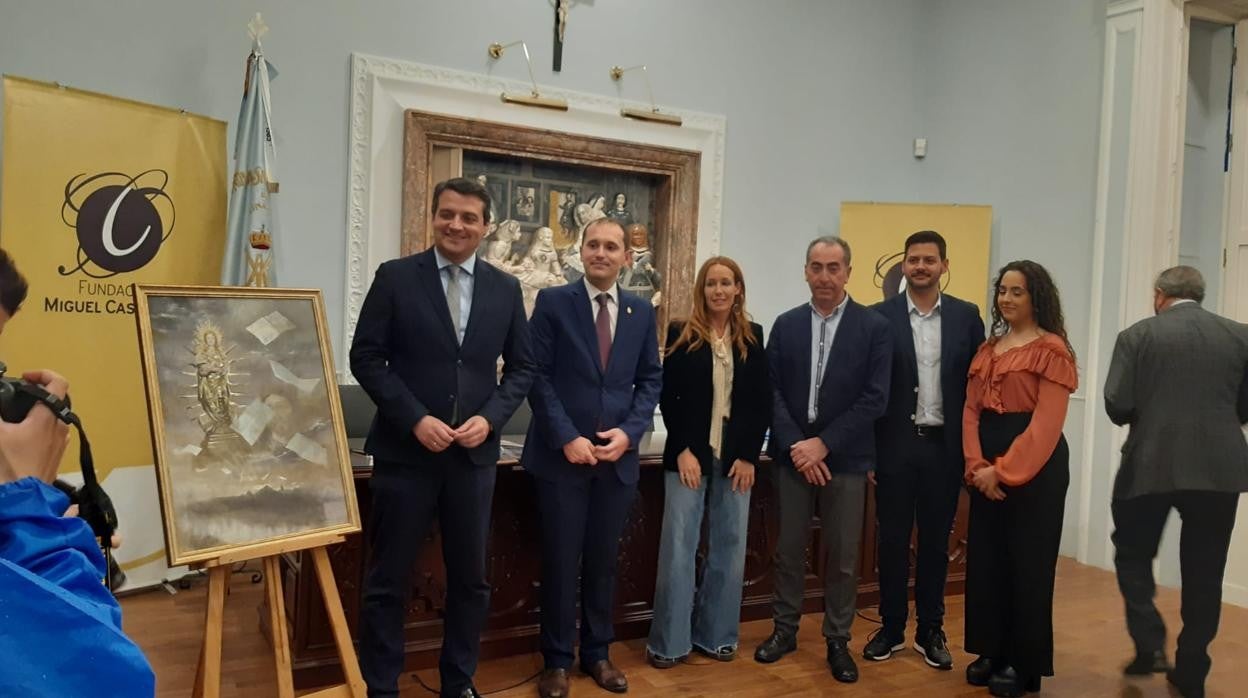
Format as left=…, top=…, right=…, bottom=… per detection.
left=221, top=42, right=279, bottom=286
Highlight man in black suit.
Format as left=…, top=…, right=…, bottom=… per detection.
left=1105, top=265, right=1248, bottom=698
left=350, top=177, right=534, bottom=698
left=754, top=236, right=892, bottom=684
left=866, top=231, right=984, bottom=670
left=521, top=218, right=662, bottom=698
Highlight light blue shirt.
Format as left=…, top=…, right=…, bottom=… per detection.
left=434, top=248, right=476, bottom=344
left=808, top=293, right=850, bottom=422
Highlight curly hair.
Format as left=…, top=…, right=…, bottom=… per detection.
left=989, top=260, right=1075, bottom=360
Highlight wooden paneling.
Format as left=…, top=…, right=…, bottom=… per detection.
left=269, top=458, right=969, bottom=688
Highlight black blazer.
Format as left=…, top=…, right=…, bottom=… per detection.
left=767, top=299, right=892, bottom=474
left=660, top=322, right=771, bottom=476
left=870, top=292, right=984, bottom=472
left=349, top=249, right=534, bottom=467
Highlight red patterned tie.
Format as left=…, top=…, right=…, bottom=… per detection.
left=595, top=293, right=612, bottom=370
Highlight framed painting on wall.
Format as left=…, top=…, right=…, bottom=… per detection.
left=401, top=111, right=700, bottom=335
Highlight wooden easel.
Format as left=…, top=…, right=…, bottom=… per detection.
left=191, top=534, right=366, bottom=698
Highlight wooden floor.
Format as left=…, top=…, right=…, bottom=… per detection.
left=123, top=557, right=1247, bottom=697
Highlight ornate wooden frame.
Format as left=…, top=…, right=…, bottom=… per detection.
left=402, top=110, right=700, bottom=332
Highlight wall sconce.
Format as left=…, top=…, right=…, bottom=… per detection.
left=487, top=41, right=568, bottom=111
left=609, top=65, right=682, bottom=126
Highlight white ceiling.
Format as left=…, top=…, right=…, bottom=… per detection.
left=1191, top=0, right=1248, bottom=22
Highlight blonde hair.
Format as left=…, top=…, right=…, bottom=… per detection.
left=670, top=256, right=758, bottom=359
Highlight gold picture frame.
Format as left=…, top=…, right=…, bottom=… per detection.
left=133, top=284, right=361, bottom=567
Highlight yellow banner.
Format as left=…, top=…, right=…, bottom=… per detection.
left=840, top=201, right=993, bottom=317
left=1, top=76, right=226, bottom=480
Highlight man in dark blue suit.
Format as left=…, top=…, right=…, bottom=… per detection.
left=522, top=218, right=662, bottom=698
left=753, top=236, right=892, bottom=684
left=865, top=231, right=984, bottom=671
left=350, top=177, right=534, bottom=698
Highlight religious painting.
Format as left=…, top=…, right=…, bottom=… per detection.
left=510, top=180, right=541, bottom=224
left=133, top=285, right=361, bottom=566
left=402, top=110, right=701, bottom=336
left=546, top=185, right=580, bottom=248
left=464, top=151, right=662, bottom=315
left=470, top=171, right=507, bottom=229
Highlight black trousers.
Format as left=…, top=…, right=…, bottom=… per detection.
left=875, top=430, right=963, bottom=634
left=534, top=463, right=638, bottom=669
left=1112, top=491, right=1239, bottom=688
left=359, top=453, right=497, bottom=698
left=965, top=412, right=1068, bottom=678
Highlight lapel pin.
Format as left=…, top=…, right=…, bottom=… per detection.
left=626, top=306, right=633, bottom=315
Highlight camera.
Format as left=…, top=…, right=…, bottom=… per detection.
left=0, top=361, right=71, bottom=423
left=0, top=361, right=118, bottom=564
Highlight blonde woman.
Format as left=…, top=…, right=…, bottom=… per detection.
left=646, top=256, right=771, bottom=667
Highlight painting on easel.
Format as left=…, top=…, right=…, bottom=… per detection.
left=133, top=285, right=361, bottom=567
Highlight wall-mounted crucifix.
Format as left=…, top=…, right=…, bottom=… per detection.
left=552, top=0, right=568, bottom=71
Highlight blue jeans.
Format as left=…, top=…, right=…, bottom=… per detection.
left=647, top=462, right=751, bottom=659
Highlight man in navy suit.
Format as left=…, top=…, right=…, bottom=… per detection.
left=865, top=231, right=984, bottom=671
left=753, top=236, right=892, bottom=684
left=350, top=177, right=534, bottom=698
left=522, top=218, right=662, bottom=698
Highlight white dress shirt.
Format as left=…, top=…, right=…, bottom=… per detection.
left=907, top=291, right=943, bottom=426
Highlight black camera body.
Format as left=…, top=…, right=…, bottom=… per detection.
left=0, top=364, right=68, bottom=423
left=0, top=362, right=117, bottom=549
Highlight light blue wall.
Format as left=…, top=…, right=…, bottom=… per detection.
left=1180, top=20, right=1232, bottom=314
left=913, top=0, right=1106, bottom=556
left=1, top=0, right=1111, bottom=553
left=0, top=0, right=929, bottom=339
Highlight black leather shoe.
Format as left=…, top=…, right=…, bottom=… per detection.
left=966, top=656, right=998, bottom=686
left=1166, top=669, right=1205, bottom=698
left=446, top=687, right=481, bottom=698
left=988, top=665, right=1025, bottom=698
left=753, top=630, right=796, bottom=663
left=1124, top=649, right=1171, bottom=676
left=913, top=626, right=954, bottom=670
left=826, top=639, right=859, bottom=683
left=862, top=627, right=905, bottom=661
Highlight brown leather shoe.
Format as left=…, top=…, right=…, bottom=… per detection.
left=580, top=659, right=628, bottom=693
left=538, top=668, right=569, bottom=698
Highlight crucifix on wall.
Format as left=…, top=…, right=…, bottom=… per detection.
left=552, top=0, right=568, bottom=71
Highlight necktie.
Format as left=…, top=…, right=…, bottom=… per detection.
left=595, top=293, right=612, bottom=370
left=446, top=264, right=461, bottom=344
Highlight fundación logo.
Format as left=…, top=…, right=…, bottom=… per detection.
left=46, top=170, right=177, bottom=316
left=59, top=169, right=175, bottom=278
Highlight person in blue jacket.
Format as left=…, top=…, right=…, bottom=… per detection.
left=0, top=249, right=154, bottom=697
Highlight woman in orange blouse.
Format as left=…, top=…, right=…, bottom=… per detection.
left=961, top=261, right=1078, bottom=697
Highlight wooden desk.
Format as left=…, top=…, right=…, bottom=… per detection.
left=268, top=452, right=968, bottom=688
